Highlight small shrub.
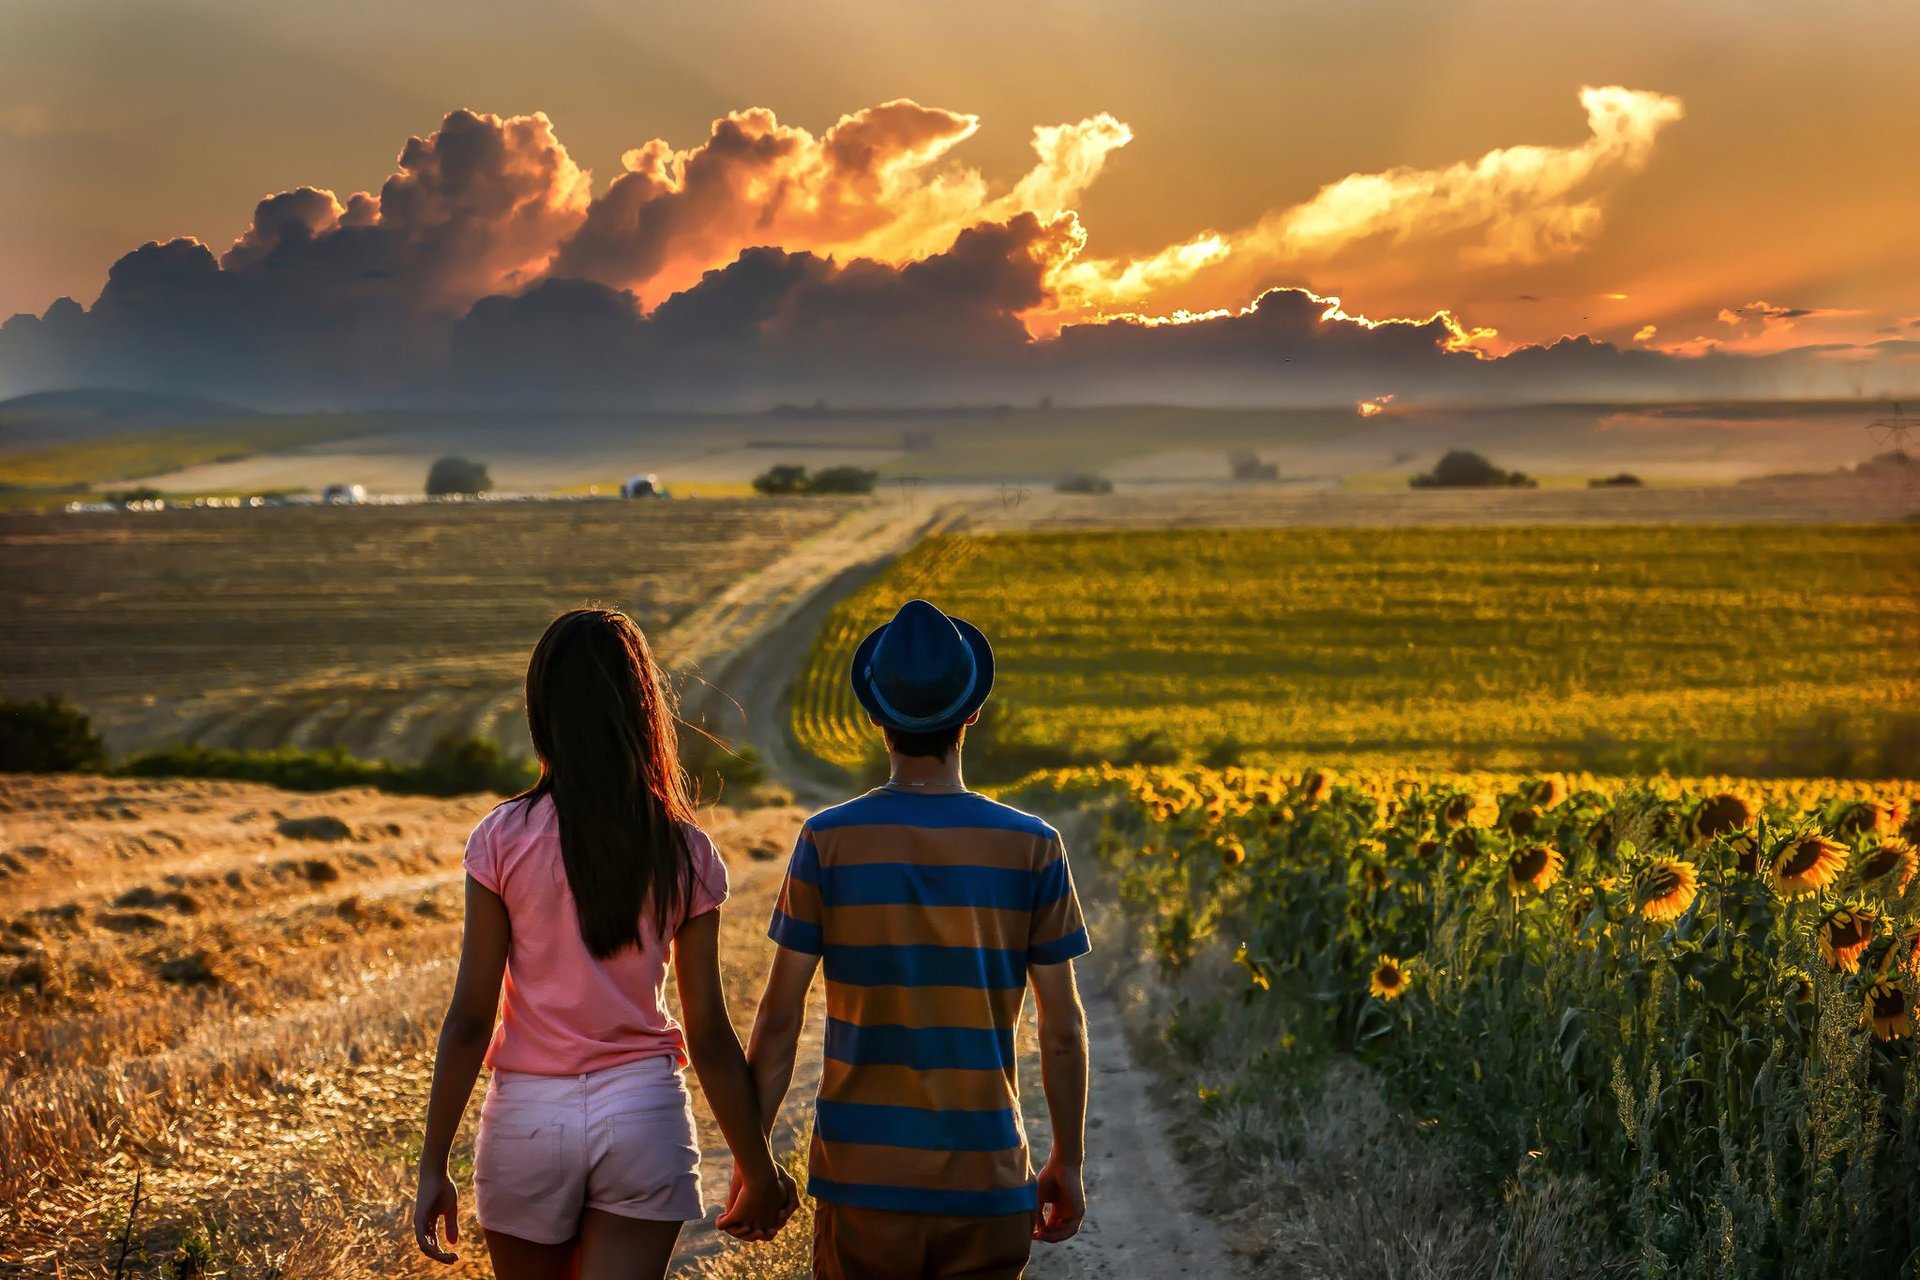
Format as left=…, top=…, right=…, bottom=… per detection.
left=681, top=736, right=769, bottom=803
left=751, top=464, right=812, bottom=495
left=425, top=456, right=492, bottom=496
left=0, top=696, right=107, bottom=772
left=751, top=464, right=878, bottom=495
left=1228, top=450, right=1279, bottom=481
left=412, top=733, right=535, bottom=796
left=806, top=466, right=878, bottom=495
left=1411, top=450, right=1535, bottom=488
left=1055, top=473, right=1114, bottom=495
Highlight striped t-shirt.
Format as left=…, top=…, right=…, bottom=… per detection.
left=767, top=787, right=1090, bottom=1217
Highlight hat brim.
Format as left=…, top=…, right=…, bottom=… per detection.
left=850, top=613, right=995, bottom=734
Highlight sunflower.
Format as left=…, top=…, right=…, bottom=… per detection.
left=1900, top=926, right=1920, bottom=974
left=1504, top=805, right=1542, bottom=837
left=1636, top=858, right=1700, bottom=923
left=1772, top=835, right=1847, bottom=899
left=1815, top=905, right=1877, bottom=973
left=1368, top=954, right=1410, bottom=1001
left=1508, top=844, right=1564, bottom=896
left=1585, top=814, right=1614, bottom=852
left=1362, top=864, right=1391, bottom=891
left=1528, top=776, right=1568, bottom=810
left=1216, top=836, right=1246, bottom=867
left=1835, top=798, right=1910, bottom=840
left=1438, top=793, right=1474, bottom=830
left=1729, top=832, right=1762, bottom=877
left=1415, top=838, right=1441, bottom=861
left=1863, top=979, right=1912, bottom=1042
left=1299, top=770, right=1335, bottom=804
left=1450, top=827, right=1481, bottom=861
left=1782, top=972, right=1814, bottom=1007
left=1690, top=792, right=1755, bottom=844
left=1855, top=838, right=1918, bottom=895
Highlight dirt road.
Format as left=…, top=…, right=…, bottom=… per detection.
left=684, top=511, right=1242, bottom=1280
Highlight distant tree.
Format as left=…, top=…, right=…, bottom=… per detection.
left=426, top=456, right=492, bottom=496
left=806, top=466, right=879, bottom=495
left=0, top=696, right=107, bottom=772
left=1055, top=473, right=1114, bottom=495
left=1588, top=472, right=1645, bottom=488
left=1411, top=450, right=1536, bottom=489
left=1228, top=451, right=1279, bottom=481
left=752, top=464, right=812, bottom=495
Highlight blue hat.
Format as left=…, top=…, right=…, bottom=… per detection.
left=850, top=599, right=995, bottom=734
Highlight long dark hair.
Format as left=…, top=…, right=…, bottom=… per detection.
left=518, top=608, right=696, bottom=958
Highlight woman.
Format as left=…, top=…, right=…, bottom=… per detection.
left=413, top=608, right=796, bottom=1278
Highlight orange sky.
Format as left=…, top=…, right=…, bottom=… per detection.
left=2, top=0, right=1915, bottom=365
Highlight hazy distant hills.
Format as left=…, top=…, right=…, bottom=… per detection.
left=0, top=388, right=267, bottom=452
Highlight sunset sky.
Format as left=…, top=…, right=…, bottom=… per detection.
left=2, top=0, right=1915, bottom=405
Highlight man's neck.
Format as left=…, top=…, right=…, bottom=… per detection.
left=885, top=749, right=966, bottom=790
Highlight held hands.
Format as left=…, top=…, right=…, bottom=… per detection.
left=717, top=1160, right=800, bottom=1242
left=413, top=1166, right=461, bottom=1263
left=1033, top=1154, right=1086, bottom=1243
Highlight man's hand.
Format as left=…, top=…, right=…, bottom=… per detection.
left=1033, top=1154, right=1085, bottom=1243
left=413, top=1166, right=460, bottom=1263
left=717, top=1162, right=800, bottom=1242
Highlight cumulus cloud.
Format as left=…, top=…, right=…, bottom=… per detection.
left=1657, top=299, right=1869, bottom=357
left=550, top=100, right=1128, bottom=306
left=2, top=93, right=1899, bottom=410
left=1059, top=86, right=1685, bottom=320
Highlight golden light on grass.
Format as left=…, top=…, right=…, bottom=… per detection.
left=1772, top=835, right=1847, bottom=899
left=1863, top=979, right=1912, bottom=1042
left=1855, top=838, right=1917, bottom=895
left=1635, top=857, right=1699, bottom=922
left=1507, top=844, right=1564, bottom=896
left=1815, top=906, right=1875, bottom=973
left=1689, top=792, right=1754, bottom=843
left=1368, top=954, right=1410, bottom=1001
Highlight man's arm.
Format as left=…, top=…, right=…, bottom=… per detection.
left=745, top=944, right=822, bottom=1136
left=1029, top=957, right=1089, bottom=1243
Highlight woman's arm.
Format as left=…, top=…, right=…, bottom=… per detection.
left=412, top=875, right=509, bottom=1264
left=674, top=909, right=797, bottom=1240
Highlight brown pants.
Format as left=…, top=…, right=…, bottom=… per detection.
left=813, top=1201, right=1033, bottom=1279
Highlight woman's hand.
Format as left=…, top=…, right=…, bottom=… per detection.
left=413, top=1166, right=461, bottom=1263
left=717, top=1162, right=800, bottom=1241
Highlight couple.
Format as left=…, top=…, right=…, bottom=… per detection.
left=412, top=599, right=1091, bottom=1279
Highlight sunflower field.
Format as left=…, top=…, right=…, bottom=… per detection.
left=792, top=525, right=1920, bottom=779
left=1060, top=763, right=1920, bottom=1274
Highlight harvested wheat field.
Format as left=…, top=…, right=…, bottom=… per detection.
left=0, top=498, right=851, bottom=763
left=0, top=774, right=826, bottom=1278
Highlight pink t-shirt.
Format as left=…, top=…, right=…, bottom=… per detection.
left=462, top=794, right=729, bottom=1076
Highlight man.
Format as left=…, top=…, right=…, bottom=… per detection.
left=732, top=598, right=1091, bottom=1279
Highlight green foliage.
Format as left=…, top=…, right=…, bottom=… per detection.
left=1078, top=764, right=1920, bottom=1276
left=1054, top=473, right=1114, bottom=494
left=424, top=455, right=492, bottom=496
left=115, top=735, right=535, bottom=796
left=0, top=695, right=108, bottom=772
left=681, top=735, right=769, bottom=804
left=1412, top=449, right=1536, bottom=488
left=792, top=526, right=1920, bottom=777
left=751, top=463, right=878, bottom=495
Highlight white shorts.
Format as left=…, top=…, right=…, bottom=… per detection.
left=473, top=1053, right=703, bottom=1244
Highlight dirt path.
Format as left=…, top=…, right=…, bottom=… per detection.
left=688, top=516, right=1242, bottom=1280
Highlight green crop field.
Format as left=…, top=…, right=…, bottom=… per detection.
left=793, top=525, right=1920, bottom=777
left=0, top=415, right=371, bottom=503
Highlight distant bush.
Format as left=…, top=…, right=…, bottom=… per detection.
left=1054, top=473, right=1114, bottom=495
left=426, top=456, right=492, bottom=496
left=807, top=466, right=879, bottom=495
left=1228, top=451, right=1279, bottom=481
left=751, top=464, right=877, bottom=495
left=1410, top=449, right=1536, bottom=489
left=116, top=735, right=536, bottom=796
left=0, top=696, right=107, bottom=772
left=962, top=700, right=1085, bottom=785
left=751, top=464, right=812, bottom=495
left=103, top=486, right=165, bottom=505
left=1588, top=472, right=1645, bottom=488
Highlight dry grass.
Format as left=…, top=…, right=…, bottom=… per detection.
left=0, top=774, right=814, bottom=1278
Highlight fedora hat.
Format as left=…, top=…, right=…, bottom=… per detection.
left=850, top=599, right=994, bottom=734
